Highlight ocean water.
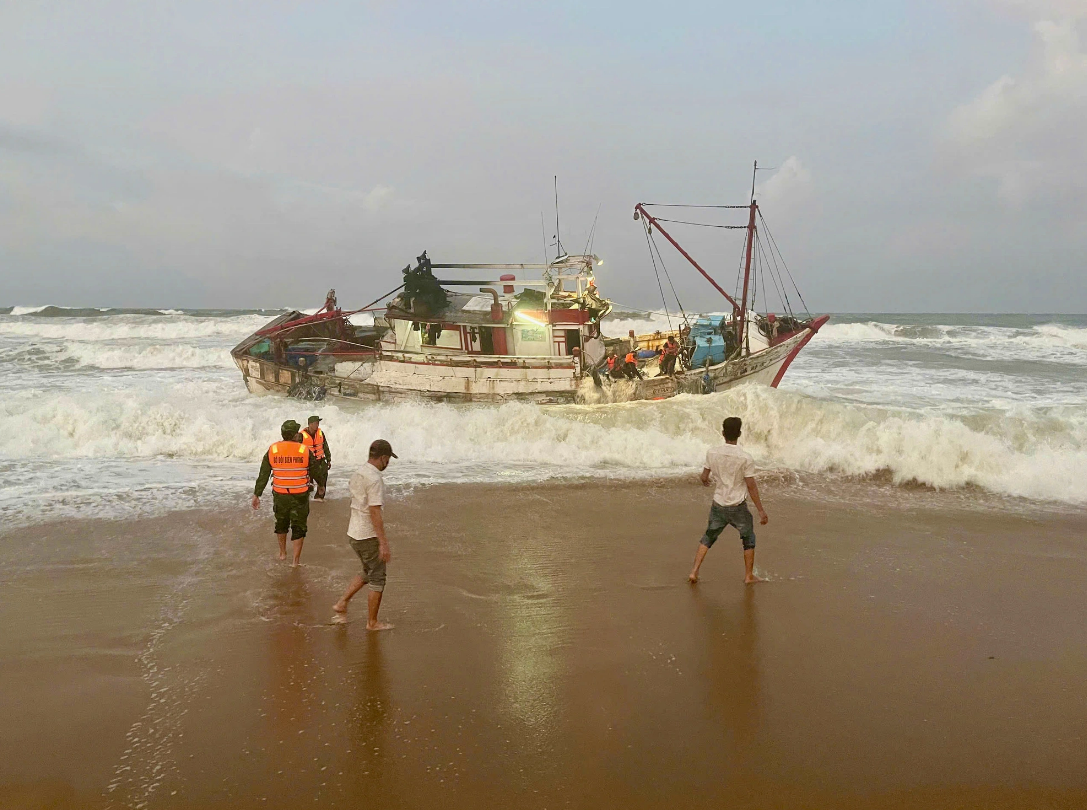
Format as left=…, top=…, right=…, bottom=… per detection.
left=1, top=306, right=1086, bottom=525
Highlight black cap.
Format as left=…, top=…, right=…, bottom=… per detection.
left=369, top=439, right=397, bottom=459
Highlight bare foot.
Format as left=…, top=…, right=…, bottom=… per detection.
left=332, top=602, right=347, bottom=614
left=688, top=572, right=699, bottom=584
left=277, top=552, right=287, bottom=561
left=366, top=621, right=393, bottom=631
left=744, top=575, right=766, bottom=585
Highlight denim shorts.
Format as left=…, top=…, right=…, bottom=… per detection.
left=700, top=500, right=756, bottom=550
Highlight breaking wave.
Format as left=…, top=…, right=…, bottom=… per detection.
left=820, top=320, right=1087, bottom=350
left=5, top=342, right=234, bottom=371
left=2, top=383, right=1084, bottom=505
left=0, top=314, right=270, bottom=341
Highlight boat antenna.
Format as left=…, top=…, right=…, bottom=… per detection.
left=541, top=212, right=550, bottom=271
left=750, top=160, right=775, bottom=204
left=582, top=202, right=602, bottom=256
left=553, top=176, right=566, bottom=259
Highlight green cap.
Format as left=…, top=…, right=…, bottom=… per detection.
left=281, top=419, right=301, bottom=434
left=308, top=415, right=321, bottom=424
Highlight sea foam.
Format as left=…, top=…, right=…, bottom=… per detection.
left=3, top=382, right=1084, bottom=505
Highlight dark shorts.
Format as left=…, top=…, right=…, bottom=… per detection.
left=700, top=500, right=756, bottom=550
left=349, top=536, right=386, bottom=592
left=272, top=492, right=310, bottom=540
left=311, top=459, right=328, bottom=488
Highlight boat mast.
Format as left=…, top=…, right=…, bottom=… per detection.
left=738, top=198, right=757, bottom=355
left=734, top=161, right=761, bottom=354
left=632, top=204, right=742, bottom=311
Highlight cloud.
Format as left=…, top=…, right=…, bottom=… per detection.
left=986, top=0, right=1087, bottom=19
left=0, top=122, right=69, bottom=155
left=754, top=156, right=812, bottom=209
left=946, top=18, right=1087, bottom=206
left=363, top=183, right=394, bottom=212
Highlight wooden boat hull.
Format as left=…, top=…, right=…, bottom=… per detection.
left=233, top=354, right=579, bottom=405
left=233, top=318, right=823, bottom=406
left=589, top=319, right=824, bottom=403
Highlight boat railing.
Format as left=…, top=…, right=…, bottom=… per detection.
left=378, top=349, right=575, bottom=369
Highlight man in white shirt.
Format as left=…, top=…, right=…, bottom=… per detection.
left=332, top=439, right=397, bottom=630
left=688, top=417, right=769, bottom=585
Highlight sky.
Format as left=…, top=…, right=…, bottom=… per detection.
left=1, top=0, right=1085, bottom=312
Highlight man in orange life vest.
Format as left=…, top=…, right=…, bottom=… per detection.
left=251, top=420, right=324, bottom=566
left=301, top=415, right=331, bottom=500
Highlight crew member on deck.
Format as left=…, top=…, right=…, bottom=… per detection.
left=661, top=335, right=680, bottom=376
left=301, top=415, right=332, bottom=500
left=252, top=420, right=324, bottom=567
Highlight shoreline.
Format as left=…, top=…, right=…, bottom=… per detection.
left=3, top=477, right=1087, bottom=808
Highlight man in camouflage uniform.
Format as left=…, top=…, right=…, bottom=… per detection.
left=252, top=419, right=324, bottom=566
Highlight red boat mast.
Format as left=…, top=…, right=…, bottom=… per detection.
left=633, top=199, right=759, bottom=348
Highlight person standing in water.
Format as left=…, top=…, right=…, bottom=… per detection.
left=252, top=420, right=324, bottom=566
left=333, top=439, right=397, bottom=630
left=300, top=415, right=331, bottom=500
left=688, top=417, right=769, bottom=585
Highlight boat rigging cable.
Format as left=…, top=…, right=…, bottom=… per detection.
left=651, top=218, right=748, bottom=230
left=582, top=203, right=602, bottom=256
left=642, top=220, right=675, bottom=333
left=644, top=222, right=690, bottom=330
left=639, top=202, right=810, bottom=322
left=758, top=210, right=811, bottom=320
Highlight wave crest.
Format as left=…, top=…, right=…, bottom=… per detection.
left=2, top=384, right=1084, bottom=505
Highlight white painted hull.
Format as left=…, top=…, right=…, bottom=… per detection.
left=234, top=325, right=818, bottom=406
left=584, top=326, right=813, bottom=403
left=235, top=354, right=579, bottom=404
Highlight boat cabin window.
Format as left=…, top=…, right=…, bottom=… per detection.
left=478, top=327, right=494, bottom=354
left=421, top=323, right=442, bottom=346
left=564, top=329, right=582, bottom=354
left=248, top=339, right=271, bottom=357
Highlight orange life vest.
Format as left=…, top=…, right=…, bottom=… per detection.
left=268, top=442, right=310, bottom=495
left=301, top=428, right=326, bottom=460
left=625, top=352, right=636, bottom=364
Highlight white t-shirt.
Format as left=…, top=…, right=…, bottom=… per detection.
left=704, top=443, right=756, bottom=507
left=347, top=462, right=385, bottom=540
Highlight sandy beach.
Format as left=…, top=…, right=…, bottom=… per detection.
left=3, top=476, right=1087, bottom=809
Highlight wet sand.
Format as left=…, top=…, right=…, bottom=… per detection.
left=3, top=477, right=1087, bottom=809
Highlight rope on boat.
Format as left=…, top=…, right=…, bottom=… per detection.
left=642, top=220, right=674, bottom=333
left=652, top=218, right=748, bottom=229
left=639, top=203, right=749, bottom=209
left=647, top=226, right=690, bottom=330
left=758, top=210, right=812, bottom=320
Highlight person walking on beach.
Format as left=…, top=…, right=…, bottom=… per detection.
left=688, top=417, right=768, bottom=585
left=301, top=415, right=331, bottom=500
left=333, top=439, right=397, bottom=630
left=252, top=420, right=324, bottom=566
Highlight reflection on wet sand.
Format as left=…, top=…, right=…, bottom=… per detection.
left=342, top=631, right=390, bottom=786
left=5, top=482, right=1087, bottom=809
left=494, top=542, right=563, bottom=751
left=692, top=588, right=761, bottom=773
left=266, top=570, right=316, bottom=740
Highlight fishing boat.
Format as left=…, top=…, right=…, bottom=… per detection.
left=230, top=179, right=826, bottom=404
left=592, top=193, right=829, bottom=401
left=230, top=252, right=612, bottom=404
